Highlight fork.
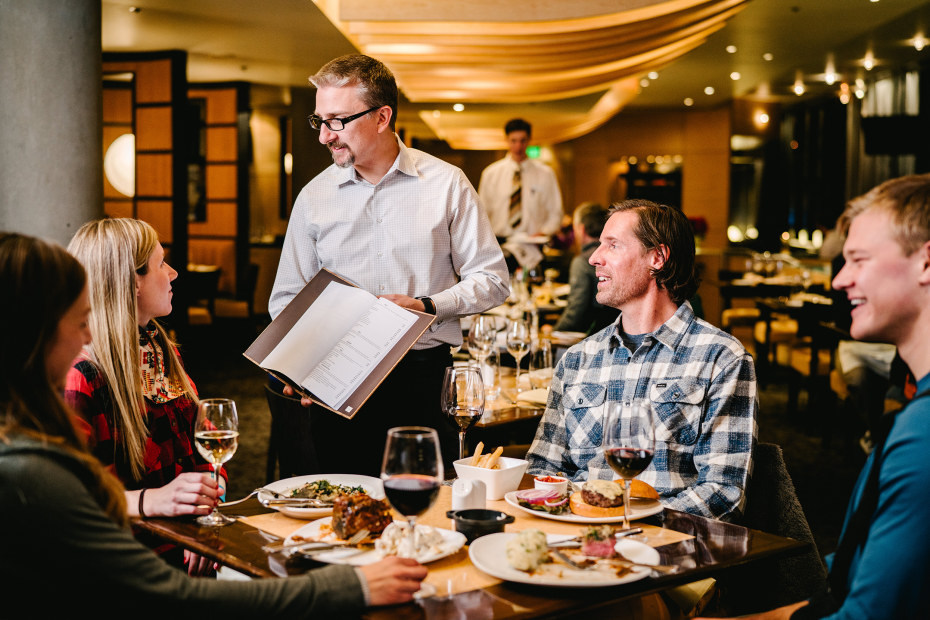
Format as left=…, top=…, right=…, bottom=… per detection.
left=263, top=528, right=370, bottom=554
left=218, top=486, right=287, bottom=507
left=550, top=547, right=679, bottom=575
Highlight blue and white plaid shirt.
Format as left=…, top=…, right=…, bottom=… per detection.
left=527, top=302, right=757, bottom=520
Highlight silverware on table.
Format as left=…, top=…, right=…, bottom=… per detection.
left=550, top=546, right=678, bottom=575
left=260, top=497, right=334, bottom=507
left=219, top=486, right=288, bottom=507
left=262, top=528, right=370, bottom=554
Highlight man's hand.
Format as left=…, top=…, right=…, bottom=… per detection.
left=380, top=294, right=423, bottom=312
left=282, top=384, right=314, bottom=407
left=360, top=556, right=428, bottom=606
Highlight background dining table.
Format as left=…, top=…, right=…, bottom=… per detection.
left=134, top=475, right=809, bottom=619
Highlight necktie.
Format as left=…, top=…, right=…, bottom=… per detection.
left=509, top=166, right=522, bottom=229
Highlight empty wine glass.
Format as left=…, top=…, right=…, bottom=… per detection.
left=603, top=400, right=656, bottom=531
left=381, top=427, right=443, bottom=598
left=506, top=318, right=531, bottom=392
left=193, top=398, right=239, bottom=526
left=528, top=337, right=553, bottom=391
left=440, top=365, right=485, bottom=462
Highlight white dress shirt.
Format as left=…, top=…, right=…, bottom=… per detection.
left=270, top=135, right=510, bottom=349
left=478, top=156, right=563, bottom=238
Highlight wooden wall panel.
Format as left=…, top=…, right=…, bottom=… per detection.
left=190, top=203, right=238, bottom=237
left=104, top=202, right=134, bottom=219
left=133, top=60, right=172, bottom=103
left=137, top=201, right=173, bottom=242
left=136, top=154, right=172, bottom=197
left=135, top=107, right=173, bottom=150
left=103, top=89, right=132, bottom=123
left=206, top=126, right=238, bottom=161
left=206, top=164, right=237, bottom=199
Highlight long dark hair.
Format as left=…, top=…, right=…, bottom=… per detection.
left=0, top=232, right=127, bottom=525
left=608, top=200, right=699, bottom=304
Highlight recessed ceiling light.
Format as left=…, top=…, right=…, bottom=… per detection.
left=684, top=98, right=694, bottom=106
left=730, top=72, right=741, bottom=81
left=640, top=78, right=650, bottom=87
left=863, top=52, right=875, bottom=70
left=726, top=45, right=737, bottom=54
left=452, top=103, right=465, bottom=112
left=914, top=35, right=926, bottom=51
left=647, top=71, right=659, bottom=80
left=432, top=110, right=441, bottom=118
left=793, top=81, right=805, bottom=96
left=763, top=53, right=774, bottom=61
left=704, top=86, right=715, bottom=95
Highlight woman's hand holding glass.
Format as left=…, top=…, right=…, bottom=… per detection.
left=193, top=398, right=239, bottom=527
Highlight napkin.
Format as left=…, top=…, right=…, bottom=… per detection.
left=516, top=388, right=549, bottom=405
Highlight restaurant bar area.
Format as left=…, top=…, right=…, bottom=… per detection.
left=3, top=1, right=930, bottom=618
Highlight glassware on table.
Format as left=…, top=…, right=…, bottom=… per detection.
left=441, top=365, right=485, bottom=462
left=528, top=337, right=554, bottom=391
left=603, top=400, right=656, bottom=531
left=467, top=315, right=498, bottom=398
left=506, top=318, right=531, bottom=393
left=193, top=398, right=239, bottom=526
left=381, top=426, right=443, bottom=598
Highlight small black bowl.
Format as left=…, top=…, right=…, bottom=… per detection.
left=446, top=508, right=515, bottom=544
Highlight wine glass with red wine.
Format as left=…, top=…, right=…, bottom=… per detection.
left=381, top=427, right=444, bottom=558
left=603, top=401, right=656, bottom=531
left=441, top=365, right=485, bottom=462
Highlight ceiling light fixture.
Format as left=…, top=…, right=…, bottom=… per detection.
left=756, top=112, right=770, bottom=125
left=793, top=80, right=805, bottom=96
left=825, top=55, right=837, bottom=85
left=648, top=72, right=659, bottom=80
left=684, top=98, right=694, bottom=106
left=640, top=78, right=650, bottom=87
left=452, top=103, right=465, bottom=112
left=913, top=35, right=926, bottom=51
left=704, top=86, right=715, bottom=95
left=726, top=45, right=737, bottom=54
left=763, top=53, right=774, bottom=61
left=730, top=72, right=741, bottom=80
left=863, top=52, right=875, bottom=70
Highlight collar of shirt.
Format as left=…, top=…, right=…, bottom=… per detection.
left=608, top=301, right=695, bottom=353
left=334, top=134, right=418, bottom=187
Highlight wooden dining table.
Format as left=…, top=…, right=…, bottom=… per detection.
left=134, top=475, right=809, bottom=619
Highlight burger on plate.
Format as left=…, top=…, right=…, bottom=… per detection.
left=568, top=479, right=659, bottom=518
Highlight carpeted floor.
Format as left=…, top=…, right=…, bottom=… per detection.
left=178, top=319, right=867, bottom=561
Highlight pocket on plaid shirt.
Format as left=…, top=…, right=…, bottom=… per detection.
left=650, top=378, right=708, bottom=445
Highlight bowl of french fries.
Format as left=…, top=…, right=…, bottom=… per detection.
left=453, top=442, right=528, bottom=500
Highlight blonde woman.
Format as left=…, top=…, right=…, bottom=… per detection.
left=65, top=218, right=221, bottom=575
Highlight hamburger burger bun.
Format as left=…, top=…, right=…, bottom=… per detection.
left=569, top=479, right=660, bottom=518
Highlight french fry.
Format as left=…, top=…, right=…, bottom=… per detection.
left=484, top=446, right=504, bottom=469
left=471, top=441, right=484, bottom=466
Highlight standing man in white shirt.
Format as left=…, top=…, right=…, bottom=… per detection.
left=478, top=119, right=564, bottom=271
left=268, top=54, right=509, bottom=476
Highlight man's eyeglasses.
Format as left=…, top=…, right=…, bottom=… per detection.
left=307, top=106, right=381, bottom=131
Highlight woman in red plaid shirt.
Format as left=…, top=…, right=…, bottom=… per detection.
left=65, top=218, right=222, bottom=575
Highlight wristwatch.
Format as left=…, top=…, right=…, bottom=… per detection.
left=416, top=296, right=436, bottom=315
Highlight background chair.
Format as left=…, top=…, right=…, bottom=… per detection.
left=714, top=442, right=828, bottom=615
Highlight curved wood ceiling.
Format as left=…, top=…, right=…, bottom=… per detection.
left=314, top=0, right=750, bottom=148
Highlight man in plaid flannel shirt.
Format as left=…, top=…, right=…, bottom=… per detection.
left=527, top=200, right=757, bottom=521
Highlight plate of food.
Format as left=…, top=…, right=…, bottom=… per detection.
left=259, top=474, right=384, bottom=519
left=287, top=517, right=466, bottom=566
left=503, top=479, right=664, bottom=523
left=469, top=529, right=659, bottom=587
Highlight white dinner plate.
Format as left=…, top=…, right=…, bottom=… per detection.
left=503, top=491, right=664, bottom=524
left=286, top=517, right=466, bottom=566
left=469, top=533, right=658, bottom=587
left=258, top=474, right=384, bottom=519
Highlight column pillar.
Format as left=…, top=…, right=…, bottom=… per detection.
left=0, top=0, right=102, bottom=245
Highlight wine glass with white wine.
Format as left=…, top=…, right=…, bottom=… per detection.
left=440, top=365, right=485, bottom=462
left=194, top=398, right=239, bottom=526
